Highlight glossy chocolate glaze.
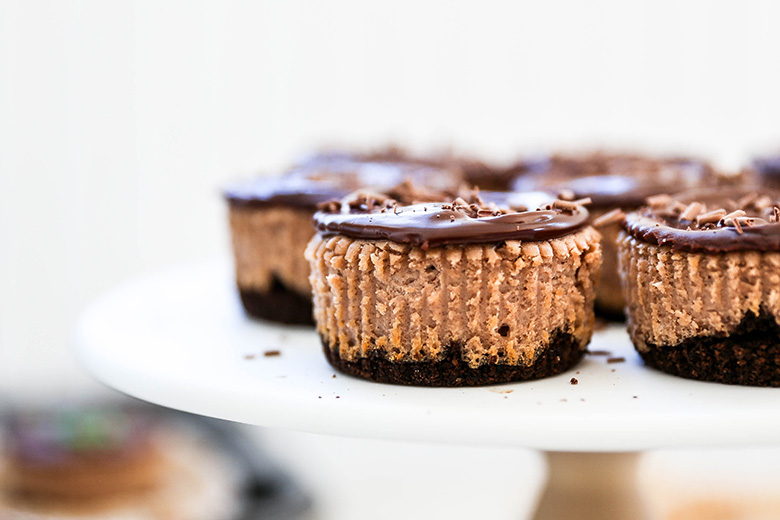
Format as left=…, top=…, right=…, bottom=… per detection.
left=314, top=194, right=589, bottom=248
left=224, top=160, right=463, bottom=209
left=624, top=187, right=780, bottom=252
left=513, top=153, right=715, bottom=208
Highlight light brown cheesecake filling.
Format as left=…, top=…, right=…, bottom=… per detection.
left=617, top=232, right=780, bottom=352
left=228, top=206, right=314, bottom=296
left=306, top=227, right=601, bottom=369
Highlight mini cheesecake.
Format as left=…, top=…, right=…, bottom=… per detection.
left=618, top=188, right=780, bottom=386
left=513, top=152, right=719, bottom=319
left=224, top=160, right=463, bottom=325
left=306, top=192, right=602, bottom=386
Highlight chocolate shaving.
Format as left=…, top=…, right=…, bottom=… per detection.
left=722, top=209, right=747, bottom=221
left=696, top=208, right=727, bottom=226
left=724, top=217, right=744, bottom=234
left=646, top=194, right=672, bottom=208
left=606, top=356, right=626, bottom=364
left=317, top=199, right=342, bottom=213
left=679, top=202, right=704, bottom=221
left=558, top=189, right=575, bottom=201
left=592, top=208, right=625, bottom=228
left=736, top=216, right=760, bottom=227
left=552, top=200, right=580, bottom=213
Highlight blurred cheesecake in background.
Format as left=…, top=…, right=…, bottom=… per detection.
left=512, top=151, right=733, bottom=319
left=224, top=153, right=465, bottom=326
left=2, top=406, right=165, bottom=505
left=0, top=403, right=309, bottom=520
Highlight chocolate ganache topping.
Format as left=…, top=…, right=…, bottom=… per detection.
left=624, top=187, right=780, bottom=252
left=224, top=160, right=463, bottom=209
left=314, top=191, right=590, bottom=248
left=512, top=152, right=716, bottom=208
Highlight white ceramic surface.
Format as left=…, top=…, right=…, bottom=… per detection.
left=76, top=259, right=780, bottom=452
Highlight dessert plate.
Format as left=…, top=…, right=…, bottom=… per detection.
left=76, top=259, right=780, bottom=452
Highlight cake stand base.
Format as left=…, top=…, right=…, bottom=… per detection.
left=534, top=452, right=645, bottom=520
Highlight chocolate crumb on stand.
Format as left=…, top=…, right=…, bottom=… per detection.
left=618, top=186, right=780, bottom=386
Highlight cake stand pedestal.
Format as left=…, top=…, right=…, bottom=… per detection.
left=534, top=452, right=644, bottom=519
left=75, top=260, right=780, bottom=520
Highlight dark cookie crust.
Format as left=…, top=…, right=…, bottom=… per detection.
left=639, top=312, right=780, bottom=387
left=322, top=331, right=585, bottom=387
left=238, top=277, right=313, bottom=326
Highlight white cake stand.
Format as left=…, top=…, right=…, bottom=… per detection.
left=76, top=259, right=780, bottom=519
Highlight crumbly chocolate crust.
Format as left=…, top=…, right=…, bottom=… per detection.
left=238, top=277, right=313, bottom=326
left=639, top=312, right=780, bottom=387
left=321, top=331, right=584, bottom=387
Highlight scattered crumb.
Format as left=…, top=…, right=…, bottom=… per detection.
left=489, top=389, right=514, bottom=395
left=611, top=369, right=616, bottom=373
left=332, top=374, right=337, bottom=378
left=335, top=396, right=340, bottom=399
left=633, top=395, right=638, bottom=399
left=318, top=396, right=322, bottom=399
left=570, top=377, right=578, bottom=385
left=586, top=350, right=611, bottom=356
left=263, top=350, right=281, bottom=357
left=576, top=371, right=580, bottom=374
left=607, top=356, right=626, bottom=364
left=243, top=354, right=256, bottom=360
left=580, top=398, right=585, bottom=402
left=560, top=398, right=568, bottom=402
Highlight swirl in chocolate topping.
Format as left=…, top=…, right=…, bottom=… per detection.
left=314, top=191, right=590, bottom=248
left=624, top=187, right=780, bottom=252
